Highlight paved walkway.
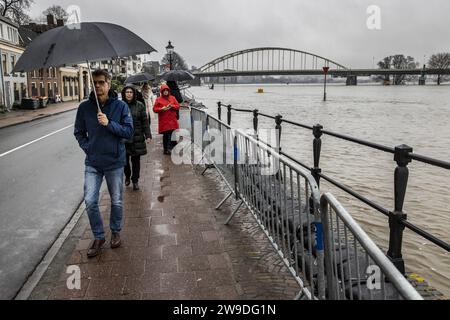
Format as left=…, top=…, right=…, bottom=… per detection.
left=0, top=101, right=79, bottom=129
left=29, top=133, right=300, bottom=300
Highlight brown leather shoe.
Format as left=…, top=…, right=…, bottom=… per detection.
left=111, top=233, right=122, bottom=249
left=87, top=239, right=106, bottom=258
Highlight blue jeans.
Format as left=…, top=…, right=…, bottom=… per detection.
left=84, top=166, right=124, bottom=240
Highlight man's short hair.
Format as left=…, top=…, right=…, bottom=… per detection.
left=92, top=69, right=111, bottom=82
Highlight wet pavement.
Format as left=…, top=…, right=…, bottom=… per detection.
left=0, top=106, right=85, bottom=300
left=28, top=132, right=301, bottom=300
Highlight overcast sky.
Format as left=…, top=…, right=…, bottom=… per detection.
left=28, top=0, right=450, bottom=69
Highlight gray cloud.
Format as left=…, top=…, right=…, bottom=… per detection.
left=29, top=0, right=450, bottom=68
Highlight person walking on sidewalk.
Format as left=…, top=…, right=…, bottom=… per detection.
left=121, top=86, right=152, bottom=191
left=153, top=84, right=180, bottom=155
left=74, top=69, right=134, bottom=258
left=142, top=83, right=156, bottom=124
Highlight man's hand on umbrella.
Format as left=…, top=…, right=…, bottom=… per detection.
left=97, top=112, right=109, bottom=126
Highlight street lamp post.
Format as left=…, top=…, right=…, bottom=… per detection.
left=166, top=41, right=174, bottom=71
left=323, top=66, right=330, bottom=101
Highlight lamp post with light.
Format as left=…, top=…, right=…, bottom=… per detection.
left=166, top=41, right=174, bottom=70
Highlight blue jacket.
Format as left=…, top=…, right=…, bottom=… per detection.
left=74, top=91, right=134, bottom=171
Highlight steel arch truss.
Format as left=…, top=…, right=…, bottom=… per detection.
left=199, top=47, right=348, bottom=74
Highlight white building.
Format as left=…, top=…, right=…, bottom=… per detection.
left=91, top=55, right=143, bottom=79
left=0, top=16, right=27, bottom=110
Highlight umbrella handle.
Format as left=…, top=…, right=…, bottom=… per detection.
left=87, top=60, right=102, bottom=114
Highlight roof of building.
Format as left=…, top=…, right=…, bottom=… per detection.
left=0, top=15, right=19, bottom=28
left=18, top=26, right=38, bottom=47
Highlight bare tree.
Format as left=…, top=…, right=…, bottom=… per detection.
left=378, top=55, right=418, bottom=85
left=161, top=52, right=189, bottom=71
left=391, top=55, right=418, bottom=85
left=0, top=0, right=34, bottom=24
left=428, top=53, right=450, bottom=85
left=377, top=56, right=392, bottom=82
left=42, top=5, right=68, bottom=23
left=9, top=6, right=30, bottom=24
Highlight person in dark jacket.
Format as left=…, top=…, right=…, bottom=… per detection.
left=74, top=69, right=134, bottom=258
left=166, top=81, right=183, bottom=120
left=121, top=86, right=152, bottom=191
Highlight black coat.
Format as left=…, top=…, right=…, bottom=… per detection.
left=125, top=100, right=152, bottom=156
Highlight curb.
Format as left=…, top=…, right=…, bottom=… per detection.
left=0, top=106, right=79, bottom=130
left=14, top=198, right=86, bottom=300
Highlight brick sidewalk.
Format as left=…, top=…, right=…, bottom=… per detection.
left=32, top=133, right=300, bottom=300
left=0, top=101, right=79, bottom=129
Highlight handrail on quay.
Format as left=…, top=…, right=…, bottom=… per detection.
left=215, top=101, right=450, bottom=271
left=190, top=105, right=425, bottom=300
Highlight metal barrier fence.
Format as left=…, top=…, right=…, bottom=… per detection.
left=189, top=106, right=423, bottom=300
left=190, top=107, right=325, bottom=300
left=321, top=193, right=423, bottom=300
left=234, top=129, right=325, bottom=300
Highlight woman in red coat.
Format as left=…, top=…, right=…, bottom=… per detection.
left=153, top=84, right=180, bottom=155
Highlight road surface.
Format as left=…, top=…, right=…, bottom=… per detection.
left=0, top=110, right=85, bottom=299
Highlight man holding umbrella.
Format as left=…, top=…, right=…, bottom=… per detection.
left=74, top=69, right=134, bottom=258
left=13, top=21, right=156, bottom=258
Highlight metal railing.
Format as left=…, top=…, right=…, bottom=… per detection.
left=321, top=193, right=423, bottom=300
left=234, top=129, right=325, bottom=300
left=190, top=107, right=326, bottom=300
left=217, top=101, right=450, bottom=276
left=190, top=105, right=425, bottom=300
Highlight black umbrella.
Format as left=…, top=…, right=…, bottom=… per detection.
left=159, top=70, right=195, bottom=82
left=125, top=72, right=155, bottom=84
left=14, top=22, right=156, bottom=72
left=13, top=22, right=156, bottom=111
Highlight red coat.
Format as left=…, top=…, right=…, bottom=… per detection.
left=153, top=84, right=180, bottom=134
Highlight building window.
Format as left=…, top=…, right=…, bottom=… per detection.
left=0, top=23, right=3, bottom=38
left=2, top=54, right=7, bottom=75
left=48, top=82, right=53, bottom=97
left=69, top=78, right=73, bottom=96
left=54, top=82, right=58, bottom=95
left=31, top=82, right=37, bottom=96
left=40, top=82, right=44, bottom=96
left=63, top=78, right=68, bottom=96
left=38, top=69, right=44, bottom=78
left=10, top=55, right=15, bottom=75
left=21, top=83, right=27, bottom=98
left=13, top=83, right=20, bottom=101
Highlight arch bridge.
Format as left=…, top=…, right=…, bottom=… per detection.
left=192, top=47, right=450, bottom=85
left=195, top=47, right=348, bottom=78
